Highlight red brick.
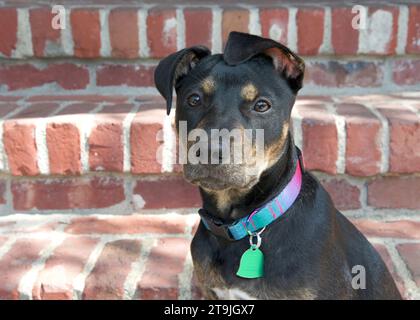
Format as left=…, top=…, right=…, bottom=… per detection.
left=367, top=176, right=420, bottom=210
left=360, top=7, right=398, bottom=55
left=184, top=8, right=212, bottom=49
left=222, top=9, right=250, bottom=46
left=133, top=177, right=201, bottom=209
left=0, top=103, right=18, bottom=118
left=0, top=180, right=5, bottom=204
left=0, top=63, right=89, bottom=91
left=0, top=96, right=22, bottom=102
left=373, top=244, right=406, bottom=297
left=89, top=104, right=134, bottom=172
left=55, top=102, right=98, bottom=115
left=130, top=104, right=165, bottom=174
left=147, top=8, right=177, bottom=58
left=0, top=236, right=7, bottom=247
left=392, top=59, right=420, bottom=86
left=96, top=64, right=155, bottom=87
left=26, top=95, right=129, bottom=103
left=0, top=238, right=50, bottom=299
left=136, top=238, right=189, bottom=299
left=260, top=8, right=288, bottom=45
left=83, top=240, right=141, bottom=300
left=352, top=219, right=420, bottom=239
left=109, top=9, right=139, bottom=58
left=296, top=8, right=324, bottom=55
left=297, top=103, right=337, bottom=174
left=336, top=103, right=382, bottom=176
left=47, top=123, right=81, bottom=175
left=11, top=177, right=125, bottom=210
left=406, top=5, right=420, bottom=54
left=33, top=237, right=99, bottom=300
left=331, top=7, right=359, bottom=55
left=65, top=214, right=188, bottom=235
left=320, top=179, right=361, bottom=210
left=396, top=243, right=420, bottom=286
left=3, top=122, right=38, bottom=176
left=29, top=8, right=61, bottom=57
left=304, top=61, right=384, bottom=88
left=375, top=104, right=420, bottom=173
left=71, top=9, right=101, bottom=58
left=0, top=8, right=17, bottom=57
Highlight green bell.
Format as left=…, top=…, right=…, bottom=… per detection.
left=236, top=246, right=264, bottom=279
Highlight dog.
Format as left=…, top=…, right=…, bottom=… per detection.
left=154, top=32, right=402, bottom=300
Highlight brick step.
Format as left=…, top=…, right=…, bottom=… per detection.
left=0, top=93, right=419, bottom=215
left=0, top=212, right=418, bottom=299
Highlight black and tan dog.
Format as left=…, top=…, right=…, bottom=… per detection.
left=154, top=32, right=401, bottom=300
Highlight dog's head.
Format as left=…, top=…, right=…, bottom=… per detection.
left=154, top=32, right=305, bottom=191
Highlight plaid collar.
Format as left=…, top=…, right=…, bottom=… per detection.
left=198, top=147, right=304, bottom=241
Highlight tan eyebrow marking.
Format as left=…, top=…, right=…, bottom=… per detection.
left=241, top=83, right=258, bottom=101
left=201, top=76, right=215, bottom=94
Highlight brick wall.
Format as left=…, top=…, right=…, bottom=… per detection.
left=0, top=3, right=420, bottom=96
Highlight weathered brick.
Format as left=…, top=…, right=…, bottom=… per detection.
left=65, top=214, right=188, bottom=235
left=3, top=122, right=38, bottom=176
left=0, top=8, right=17, bottom=57
left=96, top=64, right=155, bottom=87
left=353, top=219, right=420, bottom=239
left=136, top=238, right=189, bottom=299
left=367, top=176, right=420, bottom=210
left=296, top=8, right=324, bottom=55
left=11, top=177, right=125, bottom=210
left=260, top=8, right=288, bottom=45
left=184, top=8, right=212, bottom=49
left=320, top=179, right=361, bottom=210
left=305, top=61, right=384, bottom=88
left=109, top=8, right=139, bottom=58
left=147, top=8, right=177, bottom=58
left=373, top=244, right=406, bottom=297
left=130, top=104, right=165, bottom=174
left=83, top=240, right=141, bottom=300
left=392, top=59, right=420, bottom=86
left=0, top=64, right=89, bottom=91
left=358, top=7, right=398, bottom=55
left=33, top=237, right=99, bottom=300
left=222, top=9, right=249, bottom=46
left=89, top=104, right=134, bottom=172
left=29, top=8, right=61, bottom=57
left=296, top=103, right=337, bottom=174
left=71, top=9, right=101, bottom=58
left=0, top=238, right=50, bottom=299
left=375, top=104, right=420, bottom=173
left=397, top=243, right=420, bottom=286
left=336, top=103, right=382, bottom=176
left=331, top=7, right=359, bottom=55
left=133, top=177, right=201, bottom=209
left=47, top=122, right=81, bottom=175
left=406, top=5, right=420, bottom=54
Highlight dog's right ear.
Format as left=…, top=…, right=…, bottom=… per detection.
left=154, top=46, right=211, bottom=115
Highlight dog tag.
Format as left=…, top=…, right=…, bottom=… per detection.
left=236, top=245, right=264, bottom=279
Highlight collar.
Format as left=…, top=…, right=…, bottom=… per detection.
left=198, top=147, right=304, bottom=241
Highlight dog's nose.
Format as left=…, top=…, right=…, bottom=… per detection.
left=210, top=143, right=230, bottom=164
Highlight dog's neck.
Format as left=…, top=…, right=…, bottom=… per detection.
left=199, top=133, right=298, bottom=222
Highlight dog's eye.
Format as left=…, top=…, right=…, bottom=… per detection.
left=187, top=94, right=201, bottom=107
left=253, top=99, right=271, bottom=113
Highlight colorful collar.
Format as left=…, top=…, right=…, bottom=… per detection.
left=199, top=147, right=304, bottom=241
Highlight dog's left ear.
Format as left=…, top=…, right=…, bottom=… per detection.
left=223, top=32, right=305, bottom=93
left=154, top=46, right=211, bottom=115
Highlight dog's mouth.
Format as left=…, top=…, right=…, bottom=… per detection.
left=184, top=164, right=261, bottom=190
